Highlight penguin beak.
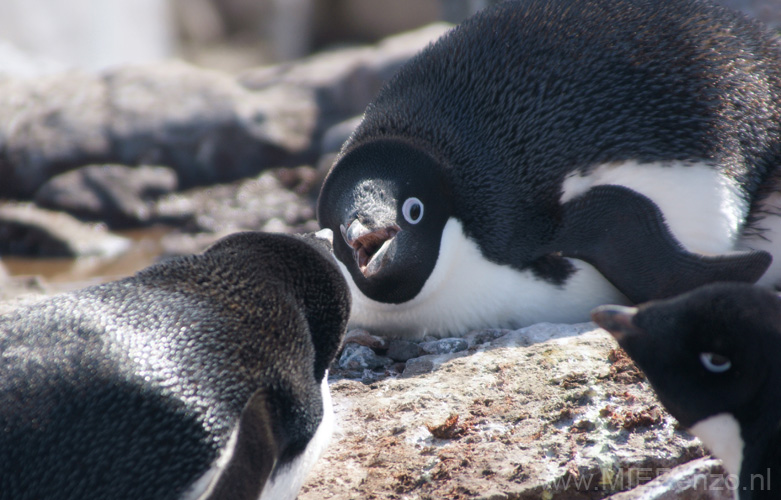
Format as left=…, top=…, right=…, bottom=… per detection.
left=340, top=219, right=401, bottom=278
left=591, top=305, right=639, bottom=342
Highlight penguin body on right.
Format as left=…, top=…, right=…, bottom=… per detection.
left=593, top=283, right=781, bottom=499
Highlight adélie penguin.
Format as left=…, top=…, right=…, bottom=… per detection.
left=592, top=283, right=781, bottom=500
left=317, top=0, right=780, bottom=339
left=0, top=231, right=350, bottom=500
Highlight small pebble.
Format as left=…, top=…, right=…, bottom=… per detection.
left=386, top=339, right=421, bottom=361
left=465, top=329, right=510, bottom=347
left=338, top=342, right=392, bottom=371
left=342, top=329, right=388, bottom=351
left=419, top=337, right=469, bottom=355
left=402, top=357, right=435, bottom=377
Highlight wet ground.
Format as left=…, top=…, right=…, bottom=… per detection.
left=2, top=226, right=170, bottom=288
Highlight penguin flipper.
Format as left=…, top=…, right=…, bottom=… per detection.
left=202, top=389, right=282, bottom=500
left=546, top=185, right=772, bottom=304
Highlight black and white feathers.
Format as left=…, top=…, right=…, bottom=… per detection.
left=318, top=0, right=780, bottom=338
left=0, top=231, right=350, bottom=500
left=593, top=283, right=781, bottom=500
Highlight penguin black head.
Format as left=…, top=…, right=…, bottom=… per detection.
left=318, top=138, right=451, bottom=304
left=592, top=283, right=781, bottom=490
left=592, top=283, right=780, bottom=428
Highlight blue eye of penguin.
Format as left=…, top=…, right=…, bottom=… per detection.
left=402, top=197, right=424, bottom=224
left=699, top=352, right=732, bottom=373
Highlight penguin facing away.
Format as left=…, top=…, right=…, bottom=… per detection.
left=317, top=0, right=780, bottom=339
left=592, top=283, right=781, bottom=500
left=0, top=231, right=350, bottom=500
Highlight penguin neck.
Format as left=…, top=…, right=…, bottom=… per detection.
left=735, top=423, right=780, bottom=500
left=734, top=393, right=781, bottom=499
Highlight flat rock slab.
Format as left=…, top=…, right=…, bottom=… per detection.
left=302, top=325, right=706, bottom=500
left=0, top=201, right=130, bottom=257
left=607, top=457, right=733, bottom=500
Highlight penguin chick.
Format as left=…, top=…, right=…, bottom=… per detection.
left=592, top=283, right=781, bottom=500
left=317, top=0, right=779, bottom=339
left=0, top=231, right=350, bottom=500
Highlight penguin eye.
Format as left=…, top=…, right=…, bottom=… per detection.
left=402, top=197, right=424, bottom=224
left=699, top=352, right=732, bottom=373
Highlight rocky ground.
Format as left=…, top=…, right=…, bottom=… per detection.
left=0, top=16, right=764, bottom=500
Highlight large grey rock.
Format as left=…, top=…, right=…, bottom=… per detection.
left=0, top=24, right=449, bottom=200
left=301, top=325, right=708, bottom=499
left=34, top=164, right=178, bottom=229
left=104, top=62, right=319, bottom=187
left=0, top=72, right=113, bottom=197
left=0, top=202, right=130, bottom=258
left=239, top=23, right=451, bottom=120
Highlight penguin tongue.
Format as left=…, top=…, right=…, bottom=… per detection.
left=342, top=224, right=400, bottom=277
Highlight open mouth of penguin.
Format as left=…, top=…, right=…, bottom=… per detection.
left=340, top=222, right=400, bottom=278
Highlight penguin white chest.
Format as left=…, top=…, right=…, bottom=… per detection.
left=343, top=218, right=627, bottom=339
left=690, top=413, right=745, bottom=488
left=258, top=375, right=335, bottom=500
left=185, top=375, right=335, bottom=500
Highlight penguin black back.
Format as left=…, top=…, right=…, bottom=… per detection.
left=0, top=232, right=350, bottom=500
left=348, top=0, right=781, bottom=262
left=593, top=283, right=781, bottom=499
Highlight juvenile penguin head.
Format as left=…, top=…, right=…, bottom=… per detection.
left=591, top=283, right=781, bottom=429
left=318, top=139, right=450, bottom=304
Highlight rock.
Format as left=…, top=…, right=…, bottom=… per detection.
left=154, top=167, right=319, bottom=256
left=343, top=329, right=389, bottom=351
left=34, top=164, right=178, bottom=229
left=606, top=458, right=733, bottom=500
left=338, top=342, right=393, bottom=371
left=0, top=202, right=130, bottom=258
left=105, top=62, right=319, bottom=187
left=301, top=325, right=707, bottom=499
left=419, top=337, right=469, bottom=355
left=0, top=71, right=113, bottom=198
left=401, top=356, right=436, bottom=377
left=464, top=328, right=511, bottom=347
left=0, top=62, right=317, bottom=199
left=320, top=115, right=363, bottom=155
left=492, top=321, right=597, bottom=347
left=387, top=339, right=422, bottom=362
left=0, top=24, right=450, bottom=200
left=239, top=23, right=452, bottom=122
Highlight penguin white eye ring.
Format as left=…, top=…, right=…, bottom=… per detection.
left=699, top=352, right=732, bottom=373
left=402, top=197, right=424, bottom=224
